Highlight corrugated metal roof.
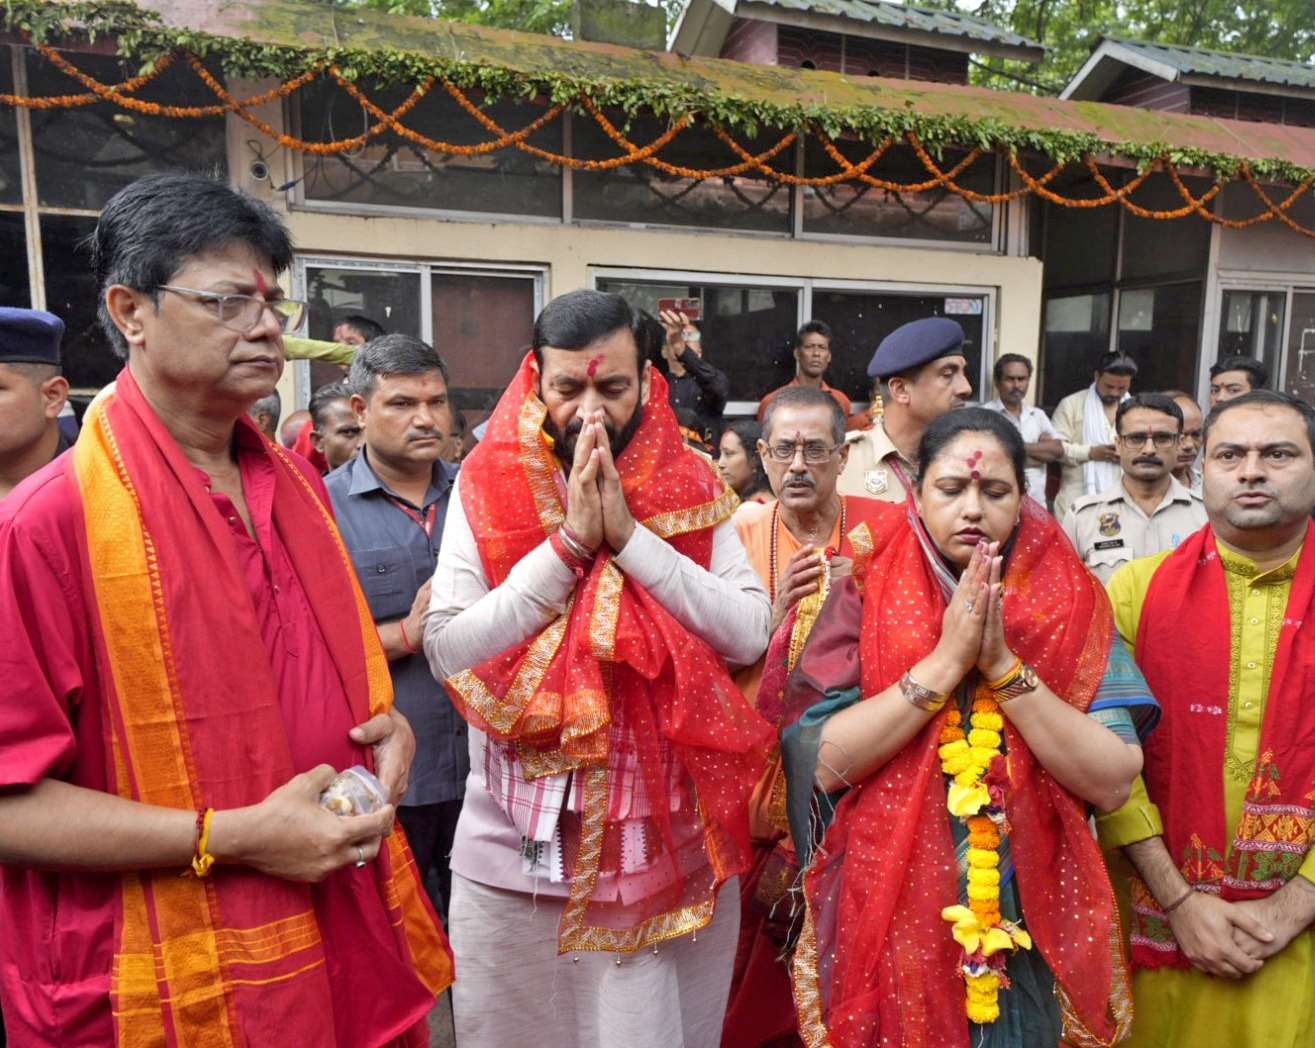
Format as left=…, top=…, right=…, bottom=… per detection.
left=1101, top=35, right=1315, bottom=91
left=751, top=0, right=1041, bottom=52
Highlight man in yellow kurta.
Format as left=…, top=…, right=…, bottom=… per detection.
left=1099, top=390, right=1315, bottom=1047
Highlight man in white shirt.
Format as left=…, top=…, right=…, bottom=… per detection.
left=424, top=289, right=771, bottom=1048
left=983, top=352, right=1062, bottom=508
left=1052, top=351, right=1137, bottom=519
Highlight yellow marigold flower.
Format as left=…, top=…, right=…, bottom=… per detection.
left=973, top=712, right=1004, bottom=732
left=968, top=729, right=1002, bottom=750
left=967, top=882, right=999, bottom=902
left=967, top=848, right=999, bottom=868
left=968, top=867, right=1001, bottom=887
left=948, top=781, right=991, bottom=817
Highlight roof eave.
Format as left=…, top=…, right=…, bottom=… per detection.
left=1060, top=38, right=1182, bottom=100
left=736, top=1, right=1043, bottom=64
left=669, top=0, right=738, bottom=56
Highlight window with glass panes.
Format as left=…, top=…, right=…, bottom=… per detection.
left=1, top=44, right=228, bottom=395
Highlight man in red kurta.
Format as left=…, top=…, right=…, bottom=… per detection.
left=0, top=173, right=449, bottom=1046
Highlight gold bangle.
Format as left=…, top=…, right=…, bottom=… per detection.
left=899, top=669, right=948, bottom=712
left=985, top=657, right=1023, bottom=692
left=191, top=807, right=216, bottom=878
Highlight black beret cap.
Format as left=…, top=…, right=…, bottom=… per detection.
left=0, top=307, right=64, bottom=367
left=867, top=316, right=965, bottom=379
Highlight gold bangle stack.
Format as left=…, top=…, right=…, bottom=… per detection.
left=899, top=669, right=948, bottom=712
left=984, top=658, right=1024, bottom=692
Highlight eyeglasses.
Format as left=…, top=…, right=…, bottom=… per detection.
left=762, top=440, right=843, bottom=464
left=1118, top=431, right=1179, bottom=449
left=158, top=285, right=307, bottom=334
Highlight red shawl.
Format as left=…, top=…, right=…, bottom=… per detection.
left=70, top=369, right=450, bottom=1046
left=1129, top=522, right=1315, bottom=968
left=793, top=501, right=1129, bottom=1048
left=447, top=354, right=772, bottom=952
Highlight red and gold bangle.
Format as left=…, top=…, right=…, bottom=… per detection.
left=550, top=530, right=590, bottom=578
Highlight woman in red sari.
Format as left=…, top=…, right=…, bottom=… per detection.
left=782, top=408, right=1157, bottom=1048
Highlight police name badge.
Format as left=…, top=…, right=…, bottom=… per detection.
left=864, top=469, right=888, bottom=495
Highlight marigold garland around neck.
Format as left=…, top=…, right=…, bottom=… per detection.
left=938, top=691, right=1033, bottom=1025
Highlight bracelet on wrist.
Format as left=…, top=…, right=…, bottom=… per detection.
left=191, top=807, right=216, bottom=878
left=558, top=523, right=598, bottom=562
left=397, top=617, right=419, bottom=655
left=984, top=657, right=1023, bottom=692
left=550, top=530, right=591, bottom=578
left=899, top=669, right=948, bottom=712
left=1162, top=885, right=1197, bottom=915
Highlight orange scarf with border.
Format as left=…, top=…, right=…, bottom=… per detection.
left=71, top=369, right=451, bottom=1047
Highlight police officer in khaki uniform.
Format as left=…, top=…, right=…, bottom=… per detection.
left=1062, top=392, right=1206, bottom=583
left=838, top=316, right=972, bottom=503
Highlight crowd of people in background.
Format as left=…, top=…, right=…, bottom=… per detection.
left=2, top=171, right=1314, bottom=1048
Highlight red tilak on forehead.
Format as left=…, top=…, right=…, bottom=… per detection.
left=586, top=355, right=602, bottom=378
left=966, top=448, right=983, bottom=480
left=253, top=269, right=269, bottom=296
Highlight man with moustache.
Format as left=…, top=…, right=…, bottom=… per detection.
left=758, top=321, right=852, bottom=423
left=724, top=385, right=889, bottom=1047
left=325, top=335, right=467, bottom=919
left=838, top=316, right=972, bottom=503
left=1163, top=390, right=1204, bottom=495
left=1053, top=352, right=1137, bottom=519
left=983, top=352, right=1062, bottom=508
left=1063, top=393, right=1205, bottom=583
left=424, top=288, right=772, bottom=1048
left=1099, top=390, right=1315, bottom=1046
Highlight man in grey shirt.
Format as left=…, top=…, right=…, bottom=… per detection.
left=325, top=334, right=468, bottom=919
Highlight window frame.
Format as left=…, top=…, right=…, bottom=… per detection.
left=589, top=265, right=997, bottom=412
left=291, top=253, right=548, bottom=407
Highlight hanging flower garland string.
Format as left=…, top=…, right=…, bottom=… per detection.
left=937, top=686, right=1033, bottom=1025
left=6, top=29, right=1315, bottom=237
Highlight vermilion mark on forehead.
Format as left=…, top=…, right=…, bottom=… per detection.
left=253, top=269, right=269, bottom=296
left=586, top=355, right=602, bottom=378
left=966, top=448, right=982, bottom=480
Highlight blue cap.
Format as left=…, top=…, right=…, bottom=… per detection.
left=0, top=308, right=64, bottom=367
left=867, top=316, right=965, bottom=379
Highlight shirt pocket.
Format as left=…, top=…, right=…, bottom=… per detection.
left=1086, top=543, right=1132, bottom=579
left=355, top=547, right=414, bottom=621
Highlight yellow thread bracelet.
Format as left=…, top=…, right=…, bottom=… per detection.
left=191, top=807, right=216, bottom=878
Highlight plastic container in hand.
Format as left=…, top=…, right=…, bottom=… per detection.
left=319, top=765, right=388, bottom=816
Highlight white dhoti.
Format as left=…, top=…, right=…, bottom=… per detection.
left=449, top=873, right=740, bottom=1048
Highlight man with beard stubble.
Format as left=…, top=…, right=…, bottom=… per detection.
left=1063, top=393, right=1205, bottom=583
left=423, top=289, right=772, bottom=1048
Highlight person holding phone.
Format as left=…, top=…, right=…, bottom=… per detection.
left=659, top=307, right=729, bottom=447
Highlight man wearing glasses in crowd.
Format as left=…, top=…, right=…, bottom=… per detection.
left=0, top=173, right=449, bottom=1046
left=1062, top=393, right=1206, bottom=583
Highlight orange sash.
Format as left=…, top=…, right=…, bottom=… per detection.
left=71, top=369, right=451, bottom=1046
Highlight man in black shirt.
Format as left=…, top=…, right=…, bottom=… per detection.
left=658, top=309, right=729, bottom=446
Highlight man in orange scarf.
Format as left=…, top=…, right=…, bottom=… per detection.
left=425, top=288, right=773, bottom=1048
left=0, top=174, right=450, bottom=1046
left=726, top=385, right=892, bottom=1047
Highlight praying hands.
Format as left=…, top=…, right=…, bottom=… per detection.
left=562, top=408, right=637, bottom=553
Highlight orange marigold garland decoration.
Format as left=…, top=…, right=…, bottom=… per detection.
left=937, top=691, right=1033, bottom=1024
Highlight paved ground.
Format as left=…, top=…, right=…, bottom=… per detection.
left=428, top=992, right=455, bottom=1048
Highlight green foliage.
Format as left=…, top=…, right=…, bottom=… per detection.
left=328, top=0, right=682, bottom=37
left=917, top=0, right=1315, bottom=94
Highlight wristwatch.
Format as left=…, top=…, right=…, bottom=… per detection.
left=994, top=663, right=1039, bottom=703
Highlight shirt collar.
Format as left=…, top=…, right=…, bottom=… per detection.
left=347, top=445, right=455, bottom=507
left=868, top=419, right=914, bottom=471
left=1217, top=540, right=1302, bottom=584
